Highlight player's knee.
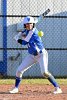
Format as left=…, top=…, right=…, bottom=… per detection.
left=16, top=71, right=23, bottom=78
left=43, top=72, right=51, bottom=78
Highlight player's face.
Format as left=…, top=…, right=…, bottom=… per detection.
left=25, top=23, right=34, bottom=30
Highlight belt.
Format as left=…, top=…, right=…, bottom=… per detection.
left=33, top=50, right=42, bottom=56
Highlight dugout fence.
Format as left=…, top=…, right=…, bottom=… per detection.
left=0, top=0, right=67, bottom=78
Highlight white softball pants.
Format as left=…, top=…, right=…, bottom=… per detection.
left=16, top=49, right=48, bottom=77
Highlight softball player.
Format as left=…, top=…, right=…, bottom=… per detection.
left=9, top=16, right=62, bottom=94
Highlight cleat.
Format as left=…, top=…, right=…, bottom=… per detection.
left=9, top=87, right=18, bottom=94
left=53, top=87, right=62, bottom=94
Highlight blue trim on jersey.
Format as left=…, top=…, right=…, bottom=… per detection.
left=22, top=29, right=29, bottom=36
left=21, top=28, right=44, bottom=55
left=22, top=40, right=28, bottom=45
left=28, top=30, right=44, bottom=55
left=0, top=0, right=7, bottom=74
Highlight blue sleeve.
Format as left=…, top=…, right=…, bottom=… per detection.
left=34, top=35, right=42, bottom=43
left=22, top=40, right=28, bottom=45
left=18, top=39, right=28, bottom=45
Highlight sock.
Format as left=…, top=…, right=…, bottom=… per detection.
left=15, top=77, right=21, bottom=88
left=48, top=75, right=59, bottom=87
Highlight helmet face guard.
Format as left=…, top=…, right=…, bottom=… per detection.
left=24, top=23, right=35, bottom=29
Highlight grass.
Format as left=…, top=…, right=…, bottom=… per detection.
left=0, top=78, right=67, bottom=85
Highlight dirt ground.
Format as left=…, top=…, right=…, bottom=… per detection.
left=0, top=84, right=67, bottom=100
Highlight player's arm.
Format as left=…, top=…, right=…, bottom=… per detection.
left=14, top=34, right=28, bottom=45
left=18, top=39, right=28, bottom=45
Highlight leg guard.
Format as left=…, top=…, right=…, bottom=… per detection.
left=48, top=74, right=59, bottom=87
left=15, top=71, right=24, bottom=88
left=43, top=72, right=51, bottom=78
left=43, top=72, right=59, bottom=87
left=15, top=77, right=22, bottom=88
left=16, top=71, right=23, bottom=78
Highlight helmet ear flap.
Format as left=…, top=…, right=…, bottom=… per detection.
left=24, top=24, right=26, bottom=28
left=33, top=23, right=35, bottom=28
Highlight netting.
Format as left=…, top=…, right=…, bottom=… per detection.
left=0, top=0, right=67, bottom=77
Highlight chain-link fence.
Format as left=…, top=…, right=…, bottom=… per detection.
left=0, top=0, right=67, bottom=77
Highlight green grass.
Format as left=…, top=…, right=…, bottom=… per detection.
left=0, top=79, right=67, bottom=85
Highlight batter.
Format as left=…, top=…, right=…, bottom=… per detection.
left=9, top=16, right=62, bottom=94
